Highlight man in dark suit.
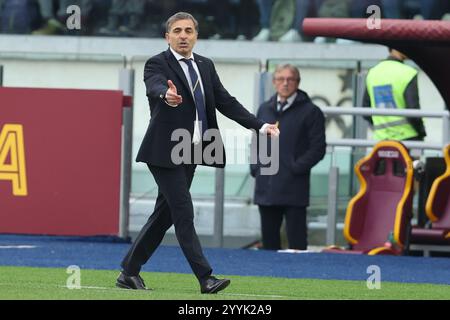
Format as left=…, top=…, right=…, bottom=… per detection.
left=251, top=64, right=326, bottom=251
left=117, top=12, right=279, bottom=294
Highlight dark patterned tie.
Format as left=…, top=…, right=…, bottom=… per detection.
left=181, top=58, right=208, bottom=135
left=278, top=100, right=288, bottom=114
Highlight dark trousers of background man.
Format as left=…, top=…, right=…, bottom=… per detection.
left=120, top=163, right=212, bottom=281
left=258, top=205, right=307, bottom=250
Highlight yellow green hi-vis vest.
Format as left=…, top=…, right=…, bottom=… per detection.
left=366, top=60, right=419, bottom=141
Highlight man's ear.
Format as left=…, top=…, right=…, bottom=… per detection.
left=165, top=33, right=169, bottom=43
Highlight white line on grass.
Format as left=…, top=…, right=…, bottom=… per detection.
left=0, top=283, right=133, bottom=293
left=65, top=286, right=289, bottom=298
left=0, top=282, right=289, bottom=298
left=63, top=286, right=288, bottom=298
left=57, top=285, right=144, bottom=292
left=0, top=246, right=37, bottom=249
left=56, top=285, right=287, bottom=298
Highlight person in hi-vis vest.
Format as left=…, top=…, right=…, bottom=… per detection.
left=363, top=48, right=427, bottom=141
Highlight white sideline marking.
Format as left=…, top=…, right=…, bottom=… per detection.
left=0, top=283, right=129, bottom=293
left=57, top=285, right=286, bottom=298
left=66, top=286, right=287, bottom=298
left=1, top=282, right=287, bottom=298
left=0, top=245, right=37, bottom=249
left=58, top=285, right=126, bottom=291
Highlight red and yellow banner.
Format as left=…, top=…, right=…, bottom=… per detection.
left=0, top=87, right=126, bottom=236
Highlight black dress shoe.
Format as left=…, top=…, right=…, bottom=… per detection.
left=116, top=272, right=149, bottom=290
left=200, top=276, right=230, bottom=294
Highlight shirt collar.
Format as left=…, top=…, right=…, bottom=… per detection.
left=277, top=92, right=297, bottom=106
left=170, top=47, right=194, bottom=62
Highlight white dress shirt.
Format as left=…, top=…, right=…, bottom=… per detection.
left=277, top=92, right=298, bottom=113
left=168, top=47, right=205, bottom=145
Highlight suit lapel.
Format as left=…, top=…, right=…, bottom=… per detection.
left=270, top=95, right=278, bottom=114
left=165, top=49, right=194, bottom=101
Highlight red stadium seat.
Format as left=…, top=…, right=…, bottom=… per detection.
left=410, top=144, right=450, bottom=246
left=323, top=141, right=414, bottom=255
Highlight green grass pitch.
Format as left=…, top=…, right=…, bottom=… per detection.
left=0, top=266, right=449, bottom=300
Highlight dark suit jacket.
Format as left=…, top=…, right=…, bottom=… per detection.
left=251, top=90, right=326, bottom=207
left=136, top=49, right=265, bottom=168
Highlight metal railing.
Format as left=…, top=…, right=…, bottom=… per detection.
left=323, top=107, right=450, bottom=149
left=119, top=69, right=135, bottom=239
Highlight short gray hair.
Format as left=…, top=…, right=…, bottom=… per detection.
left=273, top=64, right=301, bottom=82
left=166, top=12, right=199, bottom=33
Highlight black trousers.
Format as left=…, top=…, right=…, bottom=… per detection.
left=258, top=205, right=307, bottom=250
left=121, top=164, right=212, bottom=281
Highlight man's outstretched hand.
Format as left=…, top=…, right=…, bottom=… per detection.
left=265, top=124, right=280, bottom=137
left=165, top=80, right=183, bottom=106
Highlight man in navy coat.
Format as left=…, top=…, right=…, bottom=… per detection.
left=117, top=12, right=280, bottom=294
left=251, top=64, right=326, bottom=251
